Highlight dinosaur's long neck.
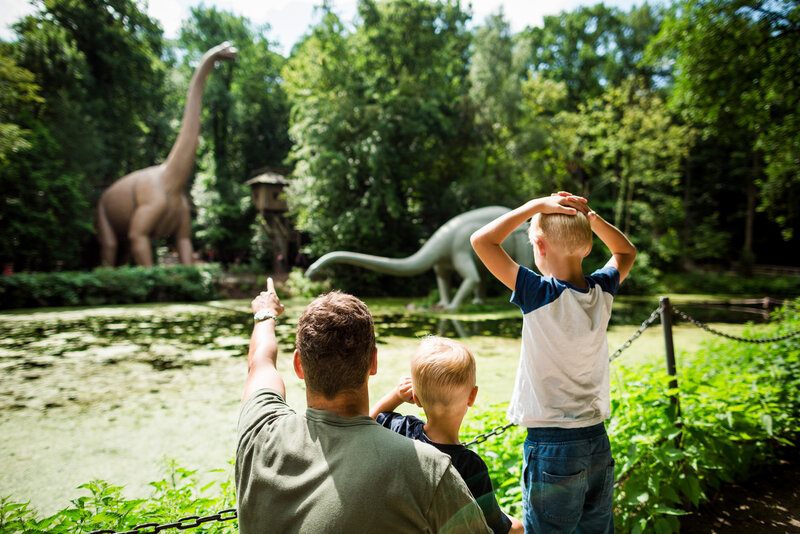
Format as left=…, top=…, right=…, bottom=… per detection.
left=163, top=54, right=218, bottom=189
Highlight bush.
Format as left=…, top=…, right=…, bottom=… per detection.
left=0, top=264, right=221, bottom=309
left=0, top=461, right=237, bottom=534
left=660, top=272, right=800, bottom=296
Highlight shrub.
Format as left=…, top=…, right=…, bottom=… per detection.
left=0, top=265, right=221, bottom=309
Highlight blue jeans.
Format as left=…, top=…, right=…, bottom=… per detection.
left=522, top=423, right=615, bottom=534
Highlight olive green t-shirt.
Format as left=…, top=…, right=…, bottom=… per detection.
left=236, top=389, right=491, bottom=534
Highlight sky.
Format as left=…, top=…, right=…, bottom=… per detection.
left=0, top=0, right=641, bottom=55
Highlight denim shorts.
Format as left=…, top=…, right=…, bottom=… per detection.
left=522, top=423, right=615, bottom=534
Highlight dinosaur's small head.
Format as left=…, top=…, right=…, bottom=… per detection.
left=209, top=41, right=238, bottom=62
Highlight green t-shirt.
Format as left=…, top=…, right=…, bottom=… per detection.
left=236, top=389, right=491, bottom=534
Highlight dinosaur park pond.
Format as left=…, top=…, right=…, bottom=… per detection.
left=0, top=296, right=768, bottom=516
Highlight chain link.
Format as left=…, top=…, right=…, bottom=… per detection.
left=672, top=306, right=800, bottom=343
left=463, top=422, right=518, bottom=448
left=609, top=305, right=663, bottom=362
left=89, top=508, right=238, bottom=534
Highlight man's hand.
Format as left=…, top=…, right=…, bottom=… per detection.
left=251, top=276, right=285, bottom=318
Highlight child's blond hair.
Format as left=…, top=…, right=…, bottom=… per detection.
left=529, top=212, right=593, bottom=255
left=411, top=336, right=476, bottom=407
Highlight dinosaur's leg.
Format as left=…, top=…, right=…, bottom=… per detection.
left=96, top=202, right=118, bottom=266
left=175, top=198, right=194, bottom=265
left=129, top=203, right=164, bottom=267
left=448, top=252, right=481, bottom=310
left=433, top=263, right=452, bottom=307
left=473, top=276, right=487, bottom=305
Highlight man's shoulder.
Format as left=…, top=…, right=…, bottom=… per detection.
left=237, top=389, right=296, bottom=441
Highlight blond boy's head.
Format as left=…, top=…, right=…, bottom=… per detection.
left=529, top=212, right=592, bottom=256
left=411, top=336, right=476, bottom=409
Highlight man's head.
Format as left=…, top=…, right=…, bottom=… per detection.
left=529, top=212, right=593, bottom=258
left=411, top=336, right=476, bottom=409
left=295, top=291, right=376, bottom=399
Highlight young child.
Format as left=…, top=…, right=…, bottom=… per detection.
left=370, top=336, right=524, bottom=534
left=470, top=192, right=636, bottom=533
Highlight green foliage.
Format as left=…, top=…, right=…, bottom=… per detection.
left=651, top=0, right=800, bottom=239
left=0, top=461, right=237, bottom=534
left=284, top=0, right=481, bottom=293
left=660, top=272, right=800, bottom=296
left=0, top=265, right=221, bottom=309
left=467, top=300, right=800, bottom=532
left=283, top=267, right=331, bottom=298
left=179, top=7, right=291, bottom=265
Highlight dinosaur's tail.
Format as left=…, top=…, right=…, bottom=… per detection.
left=306, top=248, right=438, bottom=278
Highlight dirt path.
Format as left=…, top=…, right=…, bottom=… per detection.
left=680, top=444, right=800, bottom=533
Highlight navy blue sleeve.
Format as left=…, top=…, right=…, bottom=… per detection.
left=588, top=265, right=620, bottom=296
left=375, top=412, right=426, bottom=439
left=510, top=265, right=563, bottom=314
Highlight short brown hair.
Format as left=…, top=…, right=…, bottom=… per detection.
left=529, top=212, right=592, bottom=255
left=295, top=291, right=376, bottom=399
left=411, top=336, right=476, bottom=407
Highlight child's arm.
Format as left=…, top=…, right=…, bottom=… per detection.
left=587, top=210, right=637, bottom=282
left=470, top=194, right=588, bottom=290
left=369, top=376, right=414, bottom=418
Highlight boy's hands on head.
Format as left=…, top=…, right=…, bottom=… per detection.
left=549, top=191, right=590, bottom=216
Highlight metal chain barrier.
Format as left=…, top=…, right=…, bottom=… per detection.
left=609, top=305, right=663, bottom=362
left=90, top=508, right=237, bottom=534
left=672, top=306, right=800, bottom=343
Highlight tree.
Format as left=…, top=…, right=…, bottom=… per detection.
left=179, top=6, right=291, bottom=265
left=3, top=0, right=170, bottom=271
left=13, top=0, right=169, bottom=185
left=0, top=51, right=42, bottom=162
left=519, top=3, right=666, bottom=110
left=652, top=0, right=800, bottom=254
left=284, top=0, right=479, bottom=292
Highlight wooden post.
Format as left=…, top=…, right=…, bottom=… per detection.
left=660, top=296, right=681, bottom=423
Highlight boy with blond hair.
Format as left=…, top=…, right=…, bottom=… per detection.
left=371, top=336, right=524, bottom=534
left=470, top=192, right=636, bottom=533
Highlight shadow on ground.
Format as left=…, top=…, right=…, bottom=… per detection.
left=680, top=445, right=800, bottom=533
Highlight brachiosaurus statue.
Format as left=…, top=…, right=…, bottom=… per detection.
left=305, top=206, right=534, bottom=310
left=96, top=41, right=238, bottom=267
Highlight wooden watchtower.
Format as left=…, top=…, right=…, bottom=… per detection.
left=246, top=168, right=298, bottom=273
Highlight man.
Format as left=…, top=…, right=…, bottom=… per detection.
left=235, top=278, right=491, bottom=533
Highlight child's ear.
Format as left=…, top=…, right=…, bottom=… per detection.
left=583, top=242, right=593, bottom=258
left=533, top=235, right=546, bottom=257
left=412, top=391, right=423, bottom=407
left=293, top=349, right=304, bottom=380
left=467, top=385, right=478, bottom=407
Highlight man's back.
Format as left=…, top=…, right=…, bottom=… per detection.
left=236, top=389, right=490, bottom=534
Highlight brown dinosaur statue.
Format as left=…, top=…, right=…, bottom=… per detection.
left=96, top=41, right=238, bottom=267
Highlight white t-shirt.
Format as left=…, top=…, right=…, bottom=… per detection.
left=508, top=265, right=620, bottom=428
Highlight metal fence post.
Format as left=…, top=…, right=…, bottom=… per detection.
left=660, top=296, right=681, bottom=422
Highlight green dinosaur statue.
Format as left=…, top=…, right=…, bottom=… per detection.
left=305, top=206, right=533, bottom=309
